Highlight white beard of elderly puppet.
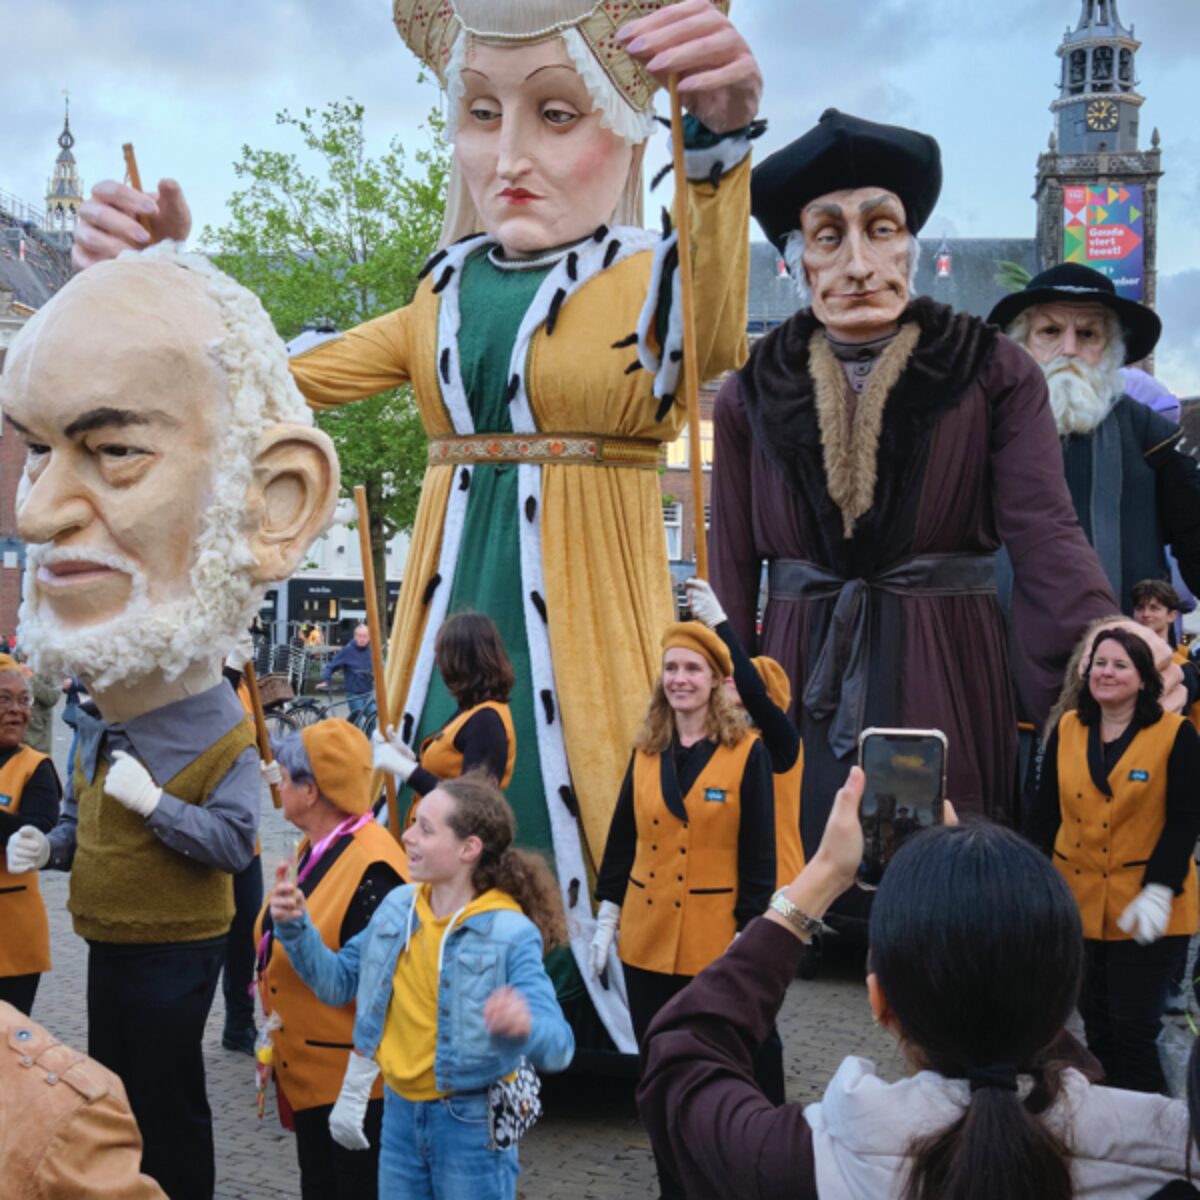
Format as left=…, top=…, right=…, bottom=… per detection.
left=3, top=243, right=339, bottom=720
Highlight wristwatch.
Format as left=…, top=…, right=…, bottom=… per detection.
left=769, top=888, right=823, bottom=941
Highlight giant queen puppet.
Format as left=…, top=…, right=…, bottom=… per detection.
left=72, top=0, right=763, bottom=1051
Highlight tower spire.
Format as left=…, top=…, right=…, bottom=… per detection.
left=45, top=91, right=83, bottom=236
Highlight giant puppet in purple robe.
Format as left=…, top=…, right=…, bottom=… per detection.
left=710, top=111, right=1115, bottom=899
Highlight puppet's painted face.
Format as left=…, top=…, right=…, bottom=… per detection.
left=1022, top=302, right=1111, bottom=369
left=799, top=187, right=910, bottom=340
left=455, top=36, right=634, bottom=257
left=3, top=270, right=224, bottom=631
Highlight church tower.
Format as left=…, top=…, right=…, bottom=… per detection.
left=44, top=94, right=83, bottom=237
left=1034, top=0, right=1162, bottom=314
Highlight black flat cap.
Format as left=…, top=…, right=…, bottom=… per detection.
left=987, top=262, right=1161, bottom=364
left=751, top=109, right=943, bottom=254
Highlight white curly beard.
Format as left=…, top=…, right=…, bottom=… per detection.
left=1043, top=353, right=1124, bottom=436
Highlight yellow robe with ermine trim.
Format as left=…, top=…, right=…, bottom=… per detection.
left=287, top=159, right=750, bottom=867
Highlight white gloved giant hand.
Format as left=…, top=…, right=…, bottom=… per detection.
left=588, top=900, right=621, bottom=980
left=1117, top=883, right=1173, bottom=945
left=328, top=1052, right=380, bottom=1151
left=104, top=751, right=162, bottom=817
left=686, top=578, right=727, bottom=629
left=260, top=759, right=283, bottom=788
left=373, top=742, right=417, bottom=784
left=6, top=825, right=50, bottom=873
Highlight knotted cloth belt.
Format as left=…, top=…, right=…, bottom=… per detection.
left=427, top=433, right=661, bottom=468
left=768, top=552, right=998, bottom=758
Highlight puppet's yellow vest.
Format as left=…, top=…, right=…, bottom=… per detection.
left=619, top=736, right=756, bottom=977
left=254, top=822, right=406, bottom=1111
left=1054, top=710, right=1199, bottom=941
left=69, top=722, right=254, bottom=943
left=0, top=747, right=52, bottom=975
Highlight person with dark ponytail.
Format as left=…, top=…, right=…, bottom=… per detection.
left=636, top=768, right=1193, bottom=1199
left=268, top=769, right=573, bottom=1199
left=1031, top=622, right=1200, bottom=1093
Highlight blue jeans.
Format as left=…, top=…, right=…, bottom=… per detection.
left=379, top=1087, right=519, bottom=1200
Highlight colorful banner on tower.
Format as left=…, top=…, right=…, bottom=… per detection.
left=1062, top=184, right=1145, bottom=301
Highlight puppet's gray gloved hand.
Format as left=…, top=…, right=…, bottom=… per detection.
left=329, top=1052, right=380, bottom=1151
left=104, top=751, right=162, bottom=817
left=6, top=825, right=50, bottom=873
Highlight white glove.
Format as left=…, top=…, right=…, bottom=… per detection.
left=373, top=742, right=417, bottom=784
left=6, top=825, right=50, bottom=873
left=103, top=751, right=162, bottom=817
left=589, top=900, right=621, bottom=980
left=260, top=759, right=283, bottom=787
left=686, top=578, right=727, bottom=629
left=372, top=726, right=415, bottom=760
left=328, top=1052, right=379, bottom=1151
left=1117, top=883, right=1174, bottom=945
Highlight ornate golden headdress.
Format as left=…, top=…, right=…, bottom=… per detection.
left=393, top=0, right=730, bottom=120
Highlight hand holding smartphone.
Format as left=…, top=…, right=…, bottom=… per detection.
left=857, top=727, right=948, bottom=887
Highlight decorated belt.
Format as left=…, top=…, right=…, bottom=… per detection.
left=427, top=434, right=661, bottom=469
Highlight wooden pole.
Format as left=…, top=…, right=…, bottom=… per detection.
left=668, top=75, right=708, bottom=581
left=353, top=485, right=401, bottom=841
left=242, top=661, right=282, bottom=809
left=121, top=143, right=152, bottom=235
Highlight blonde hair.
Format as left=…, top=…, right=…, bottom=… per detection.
left=634, top=672, right=748, bottom=755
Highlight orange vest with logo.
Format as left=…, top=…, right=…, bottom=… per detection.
left=254, top=822, right=407, bottom=1111
left=618, top=735, right=756, bottom=977
left=416, top=702, right=515, bottom=796
left=1054, top=710, right=1199, bottom=941
left=0, top=747, right=53, bottom=976
left=774, top=745, right=805, bottom=887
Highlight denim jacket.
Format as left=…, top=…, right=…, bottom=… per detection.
left=275, top=883, right=575, bottom=1094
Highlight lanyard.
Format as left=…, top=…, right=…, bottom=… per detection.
left=296, top=811, right=375, bottom=886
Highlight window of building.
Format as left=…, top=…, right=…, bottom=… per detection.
left=664, top=420, right=715, bottom=471
left=665, top=437, right=688, bottom=469
left=663, top=501, right=683, bottom=561
left=700, top=419, right=714, bottom=471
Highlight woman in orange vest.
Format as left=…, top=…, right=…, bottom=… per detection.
left=374, top=613, right=516, bottom=804
left=1031, top=624, right=1200, bottom=1093
left=0, top=655, right=60, bottom=1015
left=591, top=622, right=775, bottom=1198
left=254, top=720, right=407, bottom=1199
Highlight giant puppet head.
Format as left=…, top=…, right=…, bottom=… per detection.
left=751, top=109, right=942, bottom=342
left=988, top=263, right=1162, bottom=437
left=394, top=0, right=729, bottom=255
left=0, top=244, right=340, bottom=715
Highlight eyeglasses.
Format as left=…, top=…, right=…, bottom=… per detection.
left=0, top=694, right=32, bottom=711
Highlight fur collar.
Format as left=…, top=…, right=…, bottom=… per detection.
left=739, top=299, right=998, bottom=540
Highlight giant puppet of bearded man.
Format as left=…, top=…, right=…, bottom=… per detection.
left=1, top=245, right=340, bottom=1199
left=72, top=0, right=762, bottom=1051
left=709, top=111, right=1116, bottom=900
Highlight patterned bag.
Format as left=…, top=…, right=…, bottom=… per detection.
left=487, top=1058, right=542, bottom=1150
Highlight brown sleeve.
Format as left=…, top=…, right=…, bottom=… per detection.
left=988, top=335, right=1117, bottom=724
left=636, top=917, right=818, bottom=1199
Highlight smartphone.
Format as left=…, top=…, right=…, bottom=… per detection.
left=857, top=727, right=948, bottom=887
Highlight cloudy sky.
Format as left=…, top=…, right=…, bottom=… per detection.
left=4, top=0, right=1199, bottom=390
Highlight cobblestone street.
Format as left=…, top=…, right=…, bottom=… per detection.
left=27, top=719, right=1197, bottom=1198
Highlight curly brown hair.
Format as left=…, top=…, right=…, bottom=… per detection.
left=439, top=771, right=567, bottom=950
left=634, top=668, right=748, bottom=755
left=435, top=613, right=515, bottom=709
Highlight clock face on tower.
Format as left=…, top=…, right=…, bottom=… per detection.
left=1086, top=98, right=1120, bottom=132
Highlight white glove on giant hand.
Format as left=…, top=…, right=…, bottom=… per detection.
left=373, top=742, right=417, bottom=784
left=588, top=900, right=621, bottom=980
left=1117, top=883, right=1174, bottom=945
left=104, top=751, right=162, bottom=817
left=6, top=825, right=50, bottom=873
left=260, top=759, right=283, bottom=787
left=686, top=578, right=727, bottom=629
left=328, top=1052, right=380, bottom=1151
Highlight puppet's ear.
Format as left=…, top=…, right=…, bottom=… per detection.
left=243, top=424, right=340, bottom=583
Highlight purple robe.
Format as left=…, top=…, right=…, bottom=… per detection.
left=711, top=299, right=1114, bottom=850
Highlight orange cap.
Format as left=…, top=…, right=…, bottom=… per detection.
left=299, top=720, right=374, bottom=816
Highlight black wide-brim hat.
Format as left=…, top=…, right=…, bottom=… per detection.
left=988, top=263, right=1160, bottom=363
left=751, top=109, right=943, bottom=255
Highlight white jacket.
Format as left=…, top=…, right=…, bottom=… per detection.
left=805, top=1056, right=1192, bottom=1199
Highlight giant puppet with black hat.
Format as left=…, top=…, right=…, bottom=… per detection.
left=989, top=264, right=1200, bottom=612
left=709, top=110, right=1116, bottom=913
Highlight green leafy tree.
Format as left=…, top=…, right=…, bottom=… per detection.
left=994, top=259, right=1033, bottom=294
left=201, top=97, right=450, bottom=620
